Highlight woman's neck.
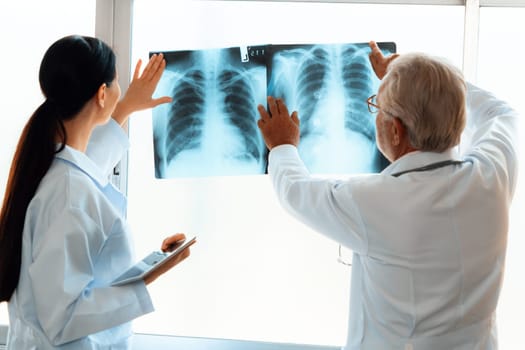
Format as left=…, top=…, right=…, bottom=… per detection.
left=59, top=104, right=99, bottom=153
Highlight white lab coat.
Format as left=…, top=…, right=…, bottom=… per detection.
left=7, top=119, right=154, bottom=349
left=268, top=83, right=518, bottom=350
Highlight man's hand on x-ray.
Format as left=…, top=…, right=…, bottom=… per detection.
left=257, top=96, right=300, bottom=150
left=369, top=41, right=400, bottom=80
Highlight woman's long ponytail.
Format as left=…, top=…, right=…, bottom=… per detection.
left=0, top=101, right=61, bottom=301
left=0, top=35, right=115, bottom=302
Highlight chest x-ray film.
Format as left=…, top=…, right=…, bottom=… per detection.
left=151, top=42, right=396, bottom=178
left=152, top=46, right=269, bottom=178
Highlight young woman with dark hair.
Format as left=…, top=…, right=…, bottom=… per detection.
left=0, top=35, right=193, bottom=349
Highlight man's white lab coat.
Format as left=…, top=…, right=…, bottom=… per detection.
left=7, top=119, right=154, bottom=349
left=268, top=84, right=518, bottom=349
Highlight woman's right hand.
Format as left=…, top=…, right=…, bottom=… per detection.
left=144, top=233, right=195, bottom=285
left=112, top=53, right=172, bottom=126
left=368, top=41, right=400, bottom=80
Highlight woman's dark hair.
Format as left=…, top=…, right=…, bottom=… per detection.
left=0, top=35, right=116, bottom=301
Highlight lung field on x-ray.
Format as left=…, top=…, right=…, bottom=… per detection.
left=268, top=43, right=391, bottom=174
left=152, top=47, right=267, bottom=178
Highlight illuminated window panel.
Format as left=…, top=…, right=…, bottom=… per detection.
left=128, top=0, right=463, bottom=346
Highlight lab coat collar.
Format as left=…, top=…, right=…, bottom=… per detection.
left=381, top=147, right=461, bottom=177
left=55, top=144, right=109, bottom=187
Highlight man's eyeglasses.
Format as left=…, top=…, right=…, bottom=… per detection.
left=367, top=94, right=380, bottom=114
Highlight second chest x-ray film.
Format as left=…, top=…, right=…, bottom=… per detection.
left=151, top=42, right=396, bottom=178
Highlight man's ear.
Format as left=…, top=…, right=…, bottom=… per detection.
left=391, top=117, right=404, bottom=146
left=96, top=83, right=107, bottom=108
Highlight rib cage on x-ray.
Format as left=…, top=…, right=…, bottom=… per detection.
left=165, top=69, right=205, bottom=163
left=153, top=48, right=267, bottom=178
left=268, top=43, right=385, bottom=174
left=218, top=69, right=264, bottom=163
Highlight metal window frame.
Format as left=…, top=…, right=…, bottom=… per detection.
left=95, top=0, right=133, bottom=196
left=0, top=325, right=7, bottom=347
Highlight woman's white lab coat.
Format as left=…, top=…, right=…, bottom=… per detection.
left=267, top=83, right=519, bottom=350
left=7, top=119, right=154, bottom=349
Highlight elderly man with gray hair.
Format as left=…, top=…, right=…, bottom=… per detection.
left=257, top=41, right=518, bottom=349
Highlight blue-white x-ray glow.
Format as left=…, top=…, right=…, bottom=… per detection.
left=268, top=43, right=391, bottom=175
left=152, top=47, right=267, bottom=178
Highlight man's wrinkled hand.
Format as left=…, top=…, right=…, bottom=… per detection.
left=257, top=96, right=300, bottom=150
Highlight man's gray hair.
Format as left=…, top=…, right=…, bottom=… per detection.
left=379, top=53, right=466, bottom=152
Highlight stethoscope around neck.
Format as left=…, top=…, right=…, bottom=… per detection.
left=337, top=158, right=467, bottom=266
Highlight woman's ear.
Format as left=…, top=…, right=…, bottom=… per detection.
left=96, top=83, right=107, bottom=108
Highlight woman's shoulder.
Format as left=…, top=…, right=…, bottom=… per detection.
left=35, top=160, right=116, bottom=218
left=42, top=159, right=97, bottom=193
left=28, top=160, right=123, bottom=241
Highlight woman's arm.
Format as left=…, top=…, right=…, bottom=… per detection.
left=112, top=53, right=172, bottom=127
left=29, top=206, right=153, bottom=346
